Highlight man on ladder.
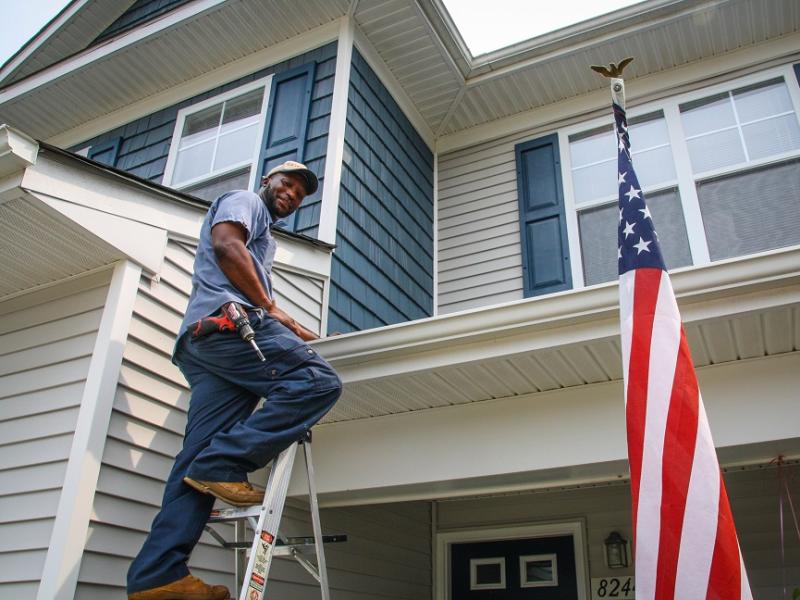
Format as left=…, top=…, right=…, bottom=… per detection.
left=127, top=161, right=342, bottom=600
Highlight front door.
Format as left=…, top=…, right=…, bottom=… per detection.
left=450, top=535, right=579, bottom=600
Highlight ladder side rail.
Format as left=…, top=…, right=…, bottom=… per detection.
left=303, top=441, right=331, bottom=600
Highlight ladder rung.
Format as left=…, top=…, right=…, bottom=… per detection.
left=210, top=534, right=348, bottom=550
left=208, top=505, right=261, bottom=522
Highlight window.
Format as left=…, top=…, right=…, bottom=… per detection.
left=555, top=66, right=800, bottom=288
left=680, top=78, right=800, bottom=260
left=568, top=113, right=691, bottom=285
left=164, top=78, right=272, bottom=201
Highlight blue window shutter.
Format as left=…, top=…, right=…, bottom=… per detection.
left=515, top=134, right=572, bottom=297
left=88, top=137, right=121, bottom=167
left=256, top=63, right=315, bottom=230
left=794, top=63, right=800, bottom=86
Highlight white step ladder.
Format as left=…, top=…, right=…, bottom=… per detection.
left=204, top=432, right=346, bottom=600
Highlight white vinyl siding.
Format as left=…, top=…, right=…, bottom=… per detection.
left=437, top=143, right=523, bottom=314
left=270, top=500, right=431, bottom=599
left=0, top=270, right=111, bottom=598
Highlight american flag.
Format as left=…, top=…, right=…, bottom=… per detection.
left=613, top=80, right=752, bottom=599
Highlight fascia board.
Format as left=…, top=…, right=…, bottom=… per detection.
left=0, top=0, right=229, bottom=103
left=315, top=246, right=800, bottom=381
left=31, top=192, right=167, bottom=275
left=20, top=153, right=205, bottom=240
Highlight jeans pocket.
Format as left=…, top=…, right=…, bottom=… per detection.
left=261, top=344, right=317, bottom=380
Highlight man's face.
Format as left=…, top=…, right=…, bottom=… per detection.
left=260, top=172, right=308, bottom=219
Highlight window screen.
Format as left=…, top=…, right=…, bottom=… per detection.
left=579, top=188, right=692, bottom=285
left=698, top=158, right=800, bottom=260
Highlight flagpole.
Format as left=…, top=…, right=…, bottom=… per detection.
left=592, top=58, right=753, bottom=600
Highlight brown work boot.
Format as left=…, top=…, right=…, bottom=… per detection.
left=128, top=574, right=230, bottom=599
left=183, top=477, right=264, bottom=506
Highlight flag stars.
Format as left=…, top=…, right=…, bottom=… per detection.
left=633, top=237, right=652, bottom=254
left=639, top=205, right=652, bottom=220
left=622, top=221, right=636, bottom=238
left=618, top=171, right=627, bottom=186
left=624, top=185, right=641, bottom=202
left=618, top=136, right=627, bottom=153
left=618, top=246, right=622, bottom=260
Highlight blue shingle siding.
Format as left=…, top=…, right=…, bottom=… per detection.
left=328, top=49, right=434, bottom=334
left=93, top=0, right=193, bottom=44
left=75, top=43, right=336, bottom=237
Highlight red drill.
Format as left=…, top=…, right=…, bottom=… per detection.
left=191, top=302, right=266, bottom=361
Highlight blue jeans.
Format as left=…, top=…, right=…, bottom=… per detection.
left=127, top=311, right=341, bottom=593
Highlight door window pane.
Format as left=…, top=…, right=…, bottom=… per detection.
left=520, top=554, right=558, bottom=588
left=469, top=557, right=506, bottom=590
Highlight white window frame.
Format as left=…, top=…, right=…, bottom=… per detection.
left=163, top=76, right=273, bottom=192
left=519, top=553, right=558, bottom=588
left=559, top=63, right=800, bottom=289
left=469, top=557, right=506, bottom=590
left=435, top=520, right=588, bottom=600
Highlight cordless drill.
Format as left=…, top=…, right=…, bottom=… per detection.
left=191, top=302, right=266, bottom=361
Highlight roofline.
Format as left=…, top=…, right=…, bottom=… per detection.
left=0, top=0, right=90, bottom=85
left=38, top=142, right=336, bottom=250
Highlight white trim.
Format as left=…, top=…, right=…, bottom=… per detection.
left=0, top=124, right=39, bottom=178
left=432, top=152, right=439, bottom=314
left=317, top=17, right=354, bottom=245
left=37, top=260, right=141, bottom=600
left=559, top=129, right=584, bottom=289
left=435, top=521, right=588, bottom=600
left=352, top=24, right=435, bottom=149
left=45, top=21, right=341, bottom=149
left=162, top=76, right=273, bottom=190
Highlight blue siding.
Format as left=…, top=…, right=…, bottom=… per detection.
left=75, top=43, right=336, bottom=237
left=93, top=0, right=193, bottom=44
left=328, top=49, right=434, bottom=334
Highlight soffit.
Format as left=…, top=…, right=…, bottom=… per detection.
left=318, top=247, right=800, bottom=424
left=0, top=0, right=350, bottom=141
left=1, top=0, right=135, bottom=86
left=0, top=195, right=122, bottom=298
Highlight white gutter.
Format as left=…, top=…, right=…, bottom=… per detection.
left=315, top=245, right=800, bottom=374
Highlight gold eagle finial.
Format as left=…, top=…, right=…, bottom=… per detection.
left=590, top=57, right=634, bottom=78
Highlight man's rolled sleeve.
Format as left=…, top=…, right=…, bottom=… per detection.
left=210, top=191, right=263, bottom=244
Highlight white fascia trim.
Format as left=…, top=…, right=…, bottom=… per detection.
left=0, top=0, right=89, bottom=84
left=317, top=16, right=354, bottom=245
left=436, top=33, right=800, bottom=154
left=0, top=0, right=229, bottom=103
left=314, top=245, right=800, bottom=367
left=45, top=20, right=341, bottom=149
left=432, top=153, right=439, bottom=314
left=37, top=260, right=141, bottom=600
left=352, top=24, right=435, bottom=149
left=436, top=521, right=588, bottom=600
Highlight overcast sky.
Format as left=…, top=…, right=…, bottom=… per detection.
left=1, top=0, right=641, bottom=68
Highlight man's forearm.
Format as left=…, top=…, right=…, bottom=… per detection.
left=215, top=241, right=274, bottom=310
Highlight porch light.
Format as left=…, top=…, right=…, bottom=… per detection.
left=604, top=531, right=628, bottom=569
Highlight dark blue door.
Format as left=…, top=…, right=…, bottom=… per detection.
left=451, top=535, right=578, bottom=599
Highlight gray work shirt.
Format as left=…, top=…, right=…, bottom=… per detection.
left=176, top=190, right=277, bottom=353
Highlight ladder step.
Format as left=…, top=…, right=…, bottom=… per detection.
left=215, top=534, right=348, bottom=550
left=208, top=505, right=261, bottom=522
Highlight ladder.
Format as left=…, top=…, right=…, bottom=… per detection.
left=203, top=432, right=346, bottom=600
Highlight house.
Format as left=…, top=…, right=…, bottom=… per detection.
left=0, top=0, right=798, bottom=598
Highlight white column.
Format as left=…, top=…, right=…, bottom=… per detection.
left=317, top=16, right=355, bottom=246
left=38, top=260, right=141, bottom=600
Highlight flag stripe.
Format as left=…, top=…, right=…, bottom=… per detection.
left=707, top=473, right=742, bottom=599
left=624, top=267, right=662, bottom=547
left=655, top=327, right=699, bottom=599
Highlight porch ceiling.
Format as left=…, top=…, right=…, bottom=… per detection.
left=318, top=246, right=800, bottom=424
left=3, top=0, right=798, bottom=144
